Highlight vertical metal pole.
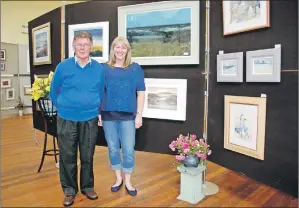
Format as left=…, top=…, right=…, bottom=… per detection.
left=203, top=0, right=210, bottom=185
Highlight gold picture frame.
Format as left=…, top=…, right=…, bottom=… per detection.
left=32, top=22, right=52, bottom=65
left=222, top=1, right=270, bottom=36
left=23, top=85, right=32, bottom=96
left=224, top=95, right=267, bottom=160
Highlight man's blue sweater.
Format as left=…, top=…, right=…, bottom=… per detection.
left=50, top=57, right=105, bottom=121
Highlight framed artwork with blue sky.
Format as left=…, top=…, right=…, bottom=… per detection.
left=68, top=22, right=109, bottom=63
left=118, top=1, right=200, bottom=65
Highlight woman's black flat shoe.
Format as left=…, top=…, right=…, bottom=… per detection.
left=111, top=180, right=123, bottom=192
left=125, top=185, right=137, bottom=196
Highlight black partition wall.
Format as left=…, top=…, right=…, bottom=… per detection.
left=64, top=0, right=206, bottom=153
left=28, top=1, right=298, bottom=198
left=28, top=7, right=62, bottom=136
left=208, top=1, right=298, bottom=197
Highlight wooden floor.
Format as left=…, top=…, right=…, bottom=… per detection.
left=1, top=115, right=298, bottom=207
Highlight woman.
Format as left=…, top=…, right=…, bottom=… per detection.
left=99, top=36, right=145, bottom=196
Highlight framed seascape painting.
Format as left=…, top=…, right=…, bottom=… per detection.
left=246, top=46, right=281, bottom=82
left=143, top=78, right=187, bottom=121
left=1, top=49, right=6, bottom=61
left=32, top=22, right=52, bottom=65
left=224, top=95, right=267, bottom=160
left=217, top=51, right=243, bottom=82
left=222, top=1, right=270, bottom=35
left=68, top=22, right=109, bottom=63
left=118, top=1, right=200, bottom=65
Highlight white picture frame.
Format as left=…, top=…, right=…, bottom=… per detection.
left=1, top=79, right=11, bottom=88
left=1, top=49, right=6, bottom=61
left=246, top=46, right=281, bottom=82
left=1, top=62, right=5, bottom=71
left=143, top=78, right=187, bottom=121
left=68, top=22, right=109, bottom=63
left=222, top=1, right=270, bottom=36
left=118, top=1, right=200, bottom=66
left=32, top=22, right=52, bottom=65
left=6, top=88, right=15, bottom=100
left=217, top=51, right=243, bottom=82
left=224, top=95, right=267, bottom=160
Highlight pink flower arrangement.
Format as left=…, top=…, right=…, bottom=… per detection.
left=169, top=133, right=212, bottom=165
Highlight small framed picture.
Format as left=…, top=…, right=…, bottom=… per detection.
left=1, top=79, right=11, bottom=88
left=1, top=62, right=5, bottom=71
left=1, top=49, right=6, bottom=61
left=217, top=52, right=243, bottom=82
left=246, top=46, right=281, bottom=82
left=23, top=85, right=32, bottom=95
left=6, top=88, right=15, bottom=100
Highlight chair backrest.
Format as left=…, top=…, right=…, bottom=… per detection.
left=37, top=98, right=57, bottom=122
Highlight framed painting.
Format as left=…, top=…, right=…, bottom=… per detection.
left=143, top=78, right=187, bottom=121
left=246, top=46, right=281, bottom=82
left=23, top=85, right=32, bottom=96
left=217, top=51, right=243, bottom=82
left=1, top=62, right=5, bottom=71
left=32, top=22, right=52, bottom=65
left=118, top=1, right=200, bottom=65
left=224, top=95, right=267, bottom=160
left=1, top=79, right=11, bottom=88
left=1, top=49, right=6, bottom=61
left=6, top=88, right=15, bottom=101
left=222, top=1, right=270, bottom=36
left=68, top=22, right=109, bottom=63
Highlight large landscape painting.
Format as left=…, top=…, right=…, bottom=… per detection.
left=126, top=8, right=191, bottom=57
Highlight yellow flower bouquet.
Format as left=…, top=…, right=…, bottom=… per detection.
left=31, top=71, right=54, bottom=101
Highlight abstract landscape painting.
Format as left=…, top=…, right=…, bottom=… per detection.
left=74, top=29, right=103, bottom=57
left=118, top=1, right=199, bottom=65
left=35, top=32, right=48, bottom=58
left=126, top=8, right=191, bottom=57
left=147, top=87, right=177, bottom=110
left=252, top=56, right=273, bottom=74
left=222, top=59, right=237, bottom=75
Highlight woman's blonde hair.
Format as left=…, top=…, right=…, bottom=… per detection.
left=107, top=36, right=132, bottom=68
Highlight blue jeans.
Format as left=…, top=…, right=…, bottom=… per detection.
left=102, top=120, right=136, bottom=173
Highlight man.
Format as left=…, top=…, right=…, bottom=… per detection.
left=50, top=31, right=104, bottom=207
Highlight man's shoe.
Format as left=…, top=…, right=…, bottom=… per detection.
left=62, top=195, right=75, bottom=207
left=82, top=190, right=98, bottom=200
left=111, top=180, right=123, bottom=192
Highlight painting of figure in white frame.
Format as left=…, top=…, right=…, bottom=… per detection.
left=118, top=1, right=200, bottom=65
left=224, top=95, right=266, bottom=160
left=143, top=78, right=187, bottom=121
left=222, top=1, right=270, bottom=36
left=68, top=22, right=109, bottom=63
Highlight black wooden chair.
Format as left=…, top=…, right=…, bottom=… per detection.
left=37, top=98, right=59, bottom=172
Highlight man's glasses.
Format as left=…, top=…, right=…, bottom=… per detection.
left=74, top=44, right=91, bottom=48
